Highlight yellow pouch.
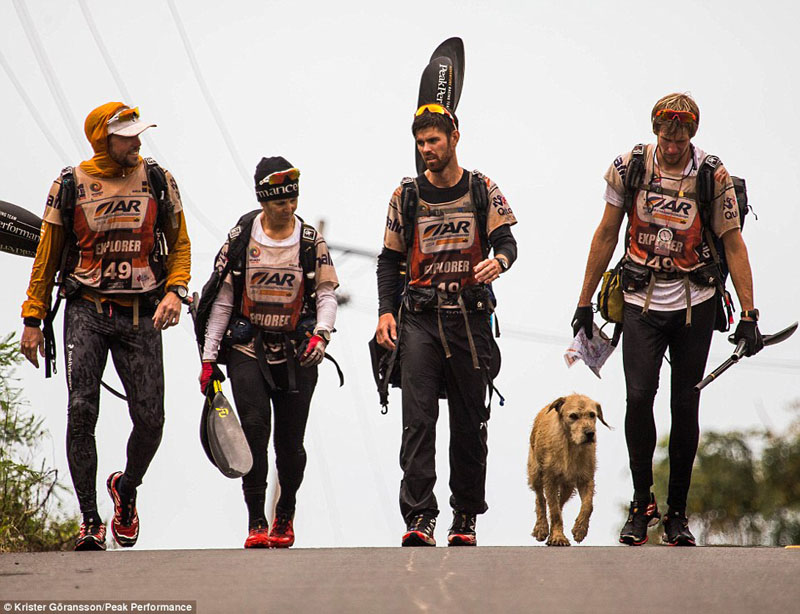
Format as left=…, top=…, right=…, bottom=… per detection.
left=597, top=267, right=624, bottom=324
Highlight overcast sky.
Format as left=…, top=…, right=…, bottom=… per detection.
left=1, top=0, right=798, bottom=549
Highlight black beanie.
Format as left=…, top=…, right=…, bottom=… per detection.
left=254, top=156, right=300, bottom=202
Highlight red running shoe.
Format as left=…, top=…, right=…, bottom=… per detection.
left=106, top=471, right=139, bottom=548
left=75, top=522, right=107, bottom=551
left=244, top=522, right=271, bottom=549
left=269, top=512, right=295, bottom=548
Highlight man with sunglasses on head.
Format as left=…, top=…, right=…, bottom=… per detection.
left=375, top=104, right=518, bottom=547
left=572, top=93, right=762, bottom=546
left=20, top=102, right=191, bottom=551
left=198, top=157, right=338, bottom=549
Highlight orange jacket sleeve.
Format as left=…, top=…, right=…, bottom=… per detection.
left=21, top=220, right=65, bottom=320
left=163, top=209, right=191, bottom=290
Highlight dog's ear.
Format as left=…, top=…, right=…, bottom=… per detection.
left=595, top=402, right=611, bottom=428
left=547, top=397, right=567, bottom=414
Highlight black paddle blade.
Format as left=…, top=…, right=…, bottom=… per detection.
left=0, top=200, right=41, bottom=258
left=200, top=393, right=216, bottom=466
left=428, top=37, right=465, bottom=110
left=415, top=37, right=465, bottom=175
left=206, top=390, right=253, bottom=479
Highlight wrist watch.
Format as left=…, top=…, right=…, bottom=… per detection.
left=166, top=285, right=188, bottom=300
left=741, top=309, right=759, bottom=321
left=495, top=257, right=509, bottom=273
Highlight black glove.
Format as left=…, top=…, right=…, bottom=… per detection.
left=571, top=306, right=594, bottom=339
left=733, top=320, right=764, bottom=357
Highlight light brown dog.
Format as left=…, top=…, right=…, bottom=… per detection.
left=527, top=394, right=609, bottom=546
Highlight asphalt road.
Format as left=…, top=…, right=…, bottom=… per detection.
left=1, top=546, right=798, bottom=614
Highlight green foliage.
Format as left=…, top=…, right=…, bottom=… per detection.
left=651, top=409, right=800, bottom=546
left=0, top=333, right=80, bottom=552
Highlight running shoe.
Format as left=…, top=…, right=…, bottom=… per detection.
left=269, top=511, right=295, bottom=548
left=662, top=510, right=696, bottom=546
left=74, top=521, right=107, bottom=551
left=106, top=471, right=139, bottom=548
left=447, top=512, right=477, bottom=547
left=244, top=521, right=271, bottom=549
left=619, top=493, right=660, bottom=546
left=402, top=513, right=437, bottom=547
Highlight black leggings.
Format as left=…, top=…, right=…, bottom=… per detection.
left=226, top=350, right=317, bottom=515
left=63, top=299, right=165, bottom=515
left=622, top=298, right=715, bottom=511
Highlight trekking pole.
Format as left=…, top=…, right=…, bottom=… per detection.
left=695, top=321, right=798, bottom=391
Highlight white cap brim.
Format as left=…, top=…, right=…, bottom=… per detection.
left=108, top=121, right=156, bottom=138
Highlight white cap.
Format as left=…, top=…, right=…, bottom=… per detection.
left=106, top=106, right=156, bottom=137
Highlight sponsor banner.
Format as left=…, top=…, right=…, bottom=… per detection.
left=245, top=265, right=302, bottom=306
left=417, top=212, right=475, bottom=255
left=84, top=195, right=152, bottom=233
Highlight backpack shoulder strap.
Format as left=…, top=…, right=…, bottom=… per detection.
left=470, top=169, right=490, bottom=255
left=55, top=166, right=78, bottom=280
left=143, top=157, right=173, bottom=226
left=227, top=210, right=260, bottom=263
left=57, top=166, right=77, bottom=231
left=226, top=210, right=260, bottom=312
left=623, top=144, right=646, bottom=214
left=696, top=154, right=720, bottom=228
left=400, top=177, right=418, bottom=251
left=297, top=215, right=319, bottom=308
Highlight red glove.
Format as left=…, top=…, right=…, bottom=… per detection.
left=299, top=335, right=326, bottom=367
left=199, top=362, right=220, bottom=394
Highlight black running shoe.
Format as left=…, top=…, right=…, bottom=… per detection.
left=448, top=512, right=477, bottom=547
left=662, top=510, right=696, bottom=546
left=619, top=493, right=660, bottom=546
left=402, top=513, right=437, bottom=547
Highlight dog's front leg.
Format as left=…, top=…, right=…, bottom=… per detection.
left=545, top=482, right=570, bottom=546
left=532, top=485, right=549, bottom=541
left=572, top=478, right=594, bottom=543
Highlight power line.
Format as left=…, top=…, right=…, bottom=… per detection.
left=166, top=0, right=251, bottom=189
left=0, top=48, right=70, bottom=164
left=11, top=0, right=89, bottom=159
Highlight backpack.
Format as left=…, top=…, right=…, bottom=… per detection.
left=400, top=169, right=491, bottom=257
left=370, top=170, right=504, bottom=413
left=42, top=158, right=174, bottom=380
left=55, top=158, right=174, bottom=280
left=623, top=144, right=754, bottom=331
left=395, top=169, right=496, bottom=312
left=193, top=211, right=318, bottom=361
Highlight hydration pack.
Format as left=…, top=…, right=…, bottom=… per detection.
left=400, top=169, right=491, bottom=257
left=623, top=144, right=754, bottom=331
left=42, top=158, right=174, bottom=381
left=193, top=211, right=318, bottom=361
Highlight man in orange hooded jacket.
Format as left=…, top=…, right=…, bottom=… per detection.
left=20, top=102, right=191, bottom=551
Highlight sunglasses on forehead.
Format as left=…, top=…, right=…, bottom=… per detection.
left=654, top=108, right=697, bottom=123
left=414, top=103, right=457, bottom=128
left=264, top=168, right=300, bottom=185
left=107, top=106, right=140, bottom=125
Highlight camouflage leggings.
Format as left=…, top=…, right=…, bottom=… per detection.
left=63, top=298, right=165, bottom=514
